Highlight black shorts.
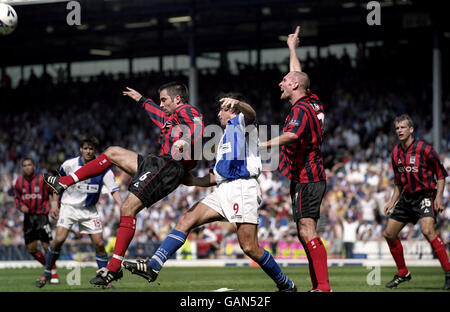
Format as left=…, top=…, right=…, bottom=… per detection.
left=128, top=154, right=185, bottom=208
left=290, top=180, right=326, bottom=222
left=390, top=190, right=436, bottom=224
left=23, top=214, right=52, bottom=245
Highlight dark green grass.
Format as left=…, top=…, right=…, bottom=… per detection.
left=0, top=266, right=447, bottom=292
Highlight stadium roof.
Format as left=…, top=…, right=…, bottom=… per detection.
left=0, top=0, right=449, bottom=67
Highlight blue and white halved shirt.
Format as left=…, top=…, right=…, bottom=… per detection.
left=212, top=113, right=261, bottom=185
left=59, top=156, right=119, bottom=208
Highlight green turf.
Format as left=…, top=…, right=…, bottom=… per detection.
left=0, top=266, right=447, bottom=292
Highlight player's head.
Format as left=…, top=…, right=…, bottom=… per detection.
left=394, top=114, right=414, bottom=142
left=158, top=81, right=189, bottom=116
left=79, top=136, right=99, bottom=163
left=216, top=92, right=248, bottom=127
left=21, top=156, right=35, bottom=176
left=279, top=71, right=309, bottom=102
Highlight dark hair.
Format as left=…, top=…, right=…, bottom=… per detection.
left=394, top=114, right=414, bottom=128
left=21, top=156, right=34, bottom=165
left=158, top=81, right=189, bottom=104
left=216, top=92, right=249, bottom=114
left=80, top=136, right=99, bottom=150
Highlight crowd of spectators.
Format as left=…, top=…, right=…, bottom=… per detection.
left=1, top=41, right=449, bottom=259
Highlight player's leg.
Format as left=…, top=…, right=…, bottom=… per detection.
left=89, top=232, right=116, bottom=289
left=26, top=240, right=46, bottom=265
left=236, top=223, right=296, bottom=292
left=419, top=217, right=450, bottom=289
left=40, top=241, right=59, bottom=284
left=293, top=181, right=330, bottom=292
left=94, top=156, right=185, bottom=285
left=104, top=193, right=145, bottom=271
left=90, top=232, right=109, bottom=269
left=45, top=146, right=138, bottom=193
left=295, top=221, right=318, bottom=289
left=383, top=218, right=411, bottom=287
left=123, top=202, right=223, bottom=282
left=36, top=226, right=69, bottom=288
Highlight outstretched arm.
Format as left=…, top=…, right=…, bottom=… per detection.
left=288, top=26, right=302, bottom=72
left=183, top=172, right=217, bottom=187
left=123, top=87, right=167, bottom=129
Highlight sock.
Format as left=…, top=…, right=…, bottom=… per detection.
left=59, top=153, right=111, bottom=186
left=106, top=216, right=136, bottom=272
left=44, top=246, right=60, bottom=279
left=51, top=265, right=58, bottom=279
left=388, top=239, right=408, bottom=276
left=31, top=250, right=46, bottom=266
left=96, top=253, right=109, bottom=269
left=306, top=237, right=331, bottom=292
left=149, top=229, right=187, bottom=272
left=430, top=236, right=450, bottom=271
left=257, top=249, right=292, bottom=288
left=305, top=249, right=318, bottom=289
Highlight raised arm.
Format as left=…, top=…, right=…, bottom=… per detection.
left=219, top=97, right=256, bottom=124
left=288, top=26, right=302, bottom=72
left=123, top=87, right=168, bottom=129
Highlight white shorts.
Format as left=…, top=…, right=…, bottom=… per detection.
left=57, top=204, right=103, bottom=234
left=201, top=178, right=262, bottom=224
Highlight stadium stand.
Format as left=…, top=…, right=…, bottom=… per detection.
left=1, top=43, right=449, bottom=262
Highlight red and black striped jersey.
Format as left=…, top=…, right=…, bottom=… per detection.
left=14, top=174, right=51, bottom=214
left=278, top=95, right=326, bottom=183
left=391, top=139, right=448, bottom=194
left=140, top=97, right=204, bottom=171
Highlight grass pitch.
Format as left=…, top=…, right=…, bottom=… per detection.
left=0, top=266, right=447, bottom=292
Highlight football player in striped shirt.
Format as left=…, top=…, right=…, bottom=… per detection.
left=14, top=157, right=59, bottom=284
left=44, top=81, right=204, bottom=286
left=383, top=114, right=449, bottom=289
left=259, top=26, right=331, bottom=292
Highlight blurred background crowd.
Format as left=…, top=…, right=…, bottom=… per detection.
left=1, top=42, right=449, bottom=260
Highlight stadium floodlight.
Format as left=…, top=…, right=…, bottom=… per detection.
left=89, top=49, right=111, bottom=57
left=297, top=8, right=311, bottom=13
left=124, top=19, right=157, bottom=29
left=168, top=16, right=191, bottom=24
left=342, top=2, right=357, bottom=8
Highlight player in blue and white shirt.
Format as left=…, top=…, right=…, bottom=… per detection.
left=122, top=93, right=297, bottom=292
left=36, top=136, right=122, bottom=288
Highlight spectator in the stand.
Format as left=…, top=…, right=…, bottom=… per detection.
left=340, top=214, right=360, bottom=259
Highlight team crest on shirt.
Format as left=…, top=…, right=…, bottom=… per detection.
left=397, top=158, right=402, bottom=165
left=34, top=186, right=40, bottom=193
left=289, top=120, right=300, bottom=126
left=220, top=142, right=232, bottom=154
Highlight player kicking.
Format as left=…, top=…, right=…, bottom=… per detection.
left=383, top=114, right=449, bottom=290
left=122, top=93, right=297, bottom=292
left=36, top=136, right=123, bottom=288
left=43, top=81, right=204, bottom=286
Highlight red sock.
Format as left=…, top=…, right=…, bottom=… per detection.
left=59, top=153, right=112, bottom=186
left=388, top=239, right=408, bottom=276
left=306, top=237, right=331, bottom=292
left=51, top=264, right=58, bottom=278
left=106, top=216, right=136, bottom=272
left=430, top=236, right=450, bottom=271
left=32, top=250, right=46, bottom=265
left=305, top=250, right=318, bottom=289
